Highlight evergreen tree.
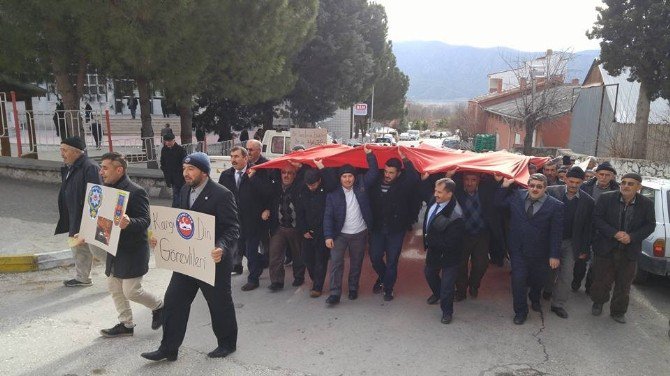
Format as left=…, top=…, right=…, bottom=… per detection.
left=588, top=0, right=670, bottom=159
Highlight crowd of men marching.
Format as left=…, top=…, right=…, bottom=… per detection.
left=54, top=135, right=655, bottom=362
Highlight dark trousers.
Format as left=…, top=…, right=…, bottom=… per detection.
left=159, top=251, right=237, bottom=354
left=424, top=264, right=459, bottom=316
left=269, top=226, right=304, bottom=284
left=242, top=236, right=263, bottom=284
left=302, top=235, right=329, bottom=291
left=455, top=232, right=490, bottom=295
left=329, top=230, right=368, bottom=296
left=510, top=252, right=549, bottom=315
left=590, top=250, right=637, bottom=315
left=171, top=185, right=182, bottom=208
left=369, top=230, right=405, bottom=292
left=573, top=257, right=594, bottom=290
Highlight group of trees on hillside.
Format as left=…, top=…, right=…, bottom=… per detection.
left=0, top=0, right=409, bottom=164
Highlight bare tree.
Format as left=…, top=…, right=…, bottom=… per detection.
left=498, top=50, right=577, bottom=155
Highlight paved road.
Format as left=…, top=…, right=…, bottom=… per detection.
left=1, top=173, right=670, bottom=376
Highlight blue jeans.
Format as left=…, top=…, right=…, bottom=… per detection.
left=424, top=264, right=459, bottom=316
left=510, top=252, right=549, bottom=315
left=370, top=230, right=405, bottom=292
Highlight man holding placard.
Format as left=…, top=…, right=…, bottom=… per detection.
left=142, top=152, right=240, bottom=361
left=55, top=137, right=105, bottom=287
left=93, top=152, right=164, bottom=338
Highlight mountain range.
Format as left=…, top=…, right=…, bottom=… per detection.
left=392, top=41, right=600, bottom=103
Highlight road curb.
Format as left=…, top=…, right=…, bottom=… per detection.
left=0, top=249, right=73, bottom=273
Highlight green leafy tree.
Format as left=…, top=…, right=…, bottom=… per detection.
left=588, top=0, right=670, bottom=159
left=369, top=42, right=410, bottom=122
left=0, top=0, right=95, bottom=137
left=287, top=0, right=388, bottom=126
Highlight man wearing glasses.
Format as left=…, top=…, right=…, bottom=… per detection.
left=496, top=173, right=564, bottom=325
left=590, top=173, right=655, bottom=323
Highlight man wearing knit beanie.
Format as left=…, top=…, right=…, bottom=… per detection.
left=143, top=151, right=240, bottom=360
left=56, top=137, right=106, bottom=287
left=545, top=167, right=594, bottom=319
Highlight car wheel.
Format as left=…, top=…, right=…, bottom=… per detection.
left=633, top=265, right=650, bottom=285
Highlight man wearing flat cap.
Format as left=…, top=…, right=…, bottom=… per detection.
left=142, top=152, right=240, bottom=361
left=574, top=161, right=620, bottom=293
left=545, top=167, right=594, bottom=318
left=55, top=137, right=106, bottom=287
left=590, top=173, right=654, bottom=323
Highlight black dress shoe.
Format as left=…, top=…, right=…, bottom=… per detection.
left=571, top=281, right=580, bottom=292
left=207, top=346, right=236, bottom=358
left=383, top=290, right=394, bottom=301
left=241, top=282, right=259, bottom=291
left=551, top=306, right=568, bottom=319
left=268, top=282, right=284, bottom=292
left=531, top=302, right=542, bottom=312
left=591, top=303, right=603, bottom=316
left=454, top=293, right=466, bottom=302
left=513, top=314, right=527, bottom=325
left=231, top=264, right=243, bottom=275
left=372, top=279, right=383, bottom=294
left=426, top=295, right=439, bottom=305
left=542, top=291, right=552, bottom=300
left=141, top=349, right=177, bottom=362
left=325, top=295, right=340, bottom=305
left=348, top=290, right=358, bottom=300
left=469, top=287, right=478, bottom=298
left=610, top=313, right=626, bottom=324
left=292, top=279, right=304, bottom=287
left=441, top=314, right=452, bottom=324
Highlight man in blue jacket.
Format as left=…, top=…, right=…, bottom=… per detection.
left=496, top=173, right=564, bottom=325
left=323, top=145, right=378, bottom=305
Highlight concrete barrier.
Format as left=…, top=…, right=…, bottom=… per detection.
left=0, top=156, right=171, bottom=198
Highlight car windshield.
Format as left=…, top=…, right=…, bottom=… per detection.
left=375, top=137, right=391, bottom=143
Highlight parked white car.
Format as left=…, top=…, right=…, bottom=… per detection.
left=399, top=132, right=410, bottom=141
left=634, top=177, right=670, bottom=283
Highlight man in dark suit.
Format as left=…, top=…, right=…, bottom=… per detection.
left=545, top=167, right=594, bottom=319
left=218, top=146, right=271, bottom=286
left=142, top=152, right=240, bottom=361
left=91, top=152, right=163, bottom=337
left=423, top=178, right=465, bottom=324
left=496, top=173, right=564, bottom=325
left=590, top=173, right=655, bottom=324
left=573, top=161, right=619, bottom=293
left=449, top=171, right=504, bottom=300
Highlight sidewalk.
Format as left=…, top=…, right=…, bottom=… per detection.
left=0, top=176, right=171, bottom=271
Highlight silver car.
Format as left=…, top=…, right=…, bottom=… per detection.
left=634, top=177, right=670, bottom=283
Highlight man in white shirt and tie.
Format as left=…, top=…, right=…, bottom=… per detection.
left=422, top=177, right=465, bottom=324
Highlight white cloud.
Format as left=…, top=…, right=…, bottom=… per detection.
left=373, top=0, right=604, bottom=51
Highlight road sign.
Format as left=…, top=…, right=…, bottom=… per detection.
left=353, top=103, right=368, bottom=116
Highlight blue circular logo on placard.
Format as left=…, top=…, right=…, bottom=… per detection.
left=176, top=212, right=195, bottom=239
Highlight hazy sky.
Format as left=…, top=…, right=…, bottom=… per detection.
left=373, top=0, right=604, bottom=52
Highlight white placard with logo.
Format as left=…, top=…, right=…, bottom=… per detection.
left=79, top=183, right=130, bottom=256
left=150, top=206, right=216, bottom=286
left=290, top=128, right=328, bottom=149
